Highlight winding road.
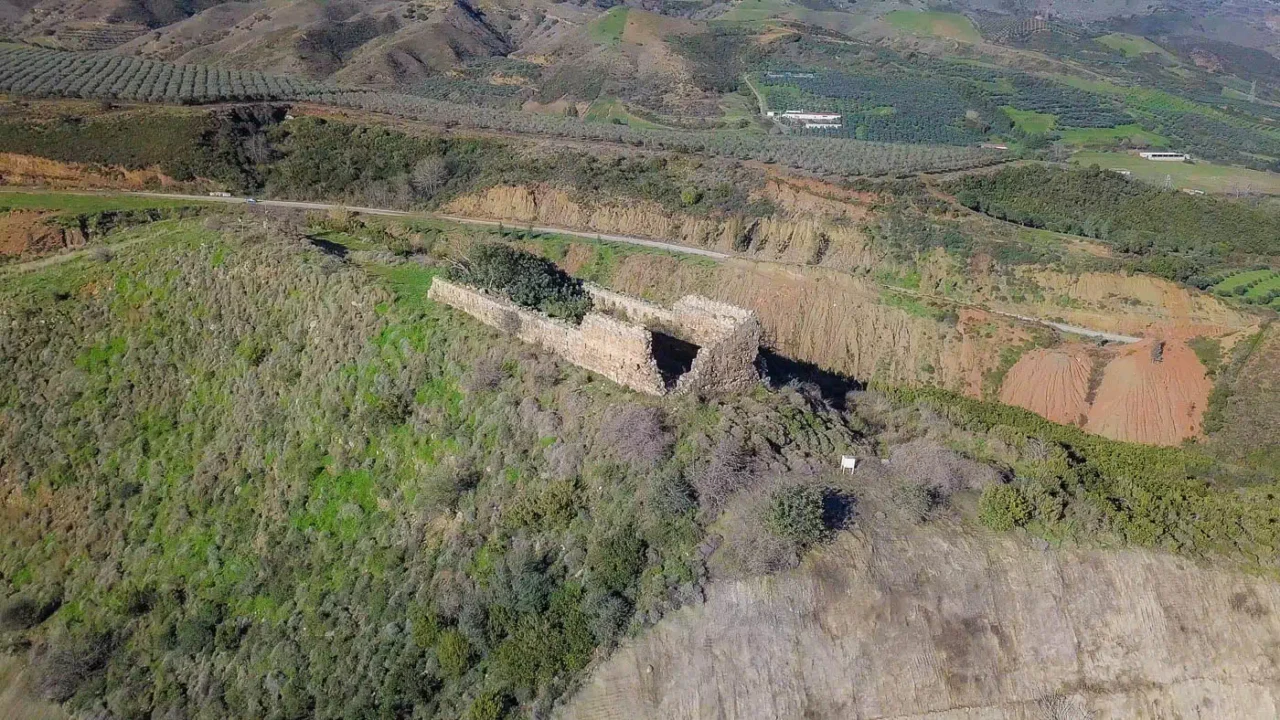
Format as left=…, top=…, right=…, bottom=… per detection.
left=5, top=189, right=1139, bottom=343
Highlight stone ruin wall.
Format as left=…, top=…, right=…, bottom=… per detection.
left=586, top=286, right=762, bottom=395
left=428, top=279, right=760, bottom=396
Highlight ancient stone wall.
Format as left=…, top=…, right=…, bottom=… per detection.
left=428, top=278, right=760, bottom=396
left=428, top=278, right=668, bottom=394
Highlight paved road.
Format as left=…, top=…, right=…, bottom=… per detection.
left=15, top=190, right=1138, bottom=342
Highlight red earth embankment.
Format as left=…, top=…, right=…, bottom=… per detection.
left=998, top=346, right=1092, bottom=427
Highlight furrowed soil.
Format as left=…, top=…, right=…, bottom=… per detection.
left=560, top=523, right=1280, bottom=720
left=998, top=345, right=1092, bottom=426
left=1084, top=338, right=1212, bottom=446
left=998, top=337, right=1216, bottom=446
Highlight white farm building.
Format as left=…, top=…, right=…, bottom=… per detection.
left=766, top=110, right=843, bottom=129
left=775, top=110, right=842, bottom=122
left=1139, top=152, right=1190, bottom=161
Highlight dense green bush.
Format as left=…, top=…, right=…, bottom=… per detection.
left=890, top=386, right=1280, bottom=563
left=977, top=484, right=1032, bottom=531
left=455, top=243, right=594, bottom=322
left=765, top=485, right=830, bottom=547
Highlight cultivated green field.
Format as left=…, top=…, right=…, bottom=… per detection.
left=1071, top=151, right=1280, bottom=195
left=1003, top=107, right=1055, bottom=133
left=884, top=10, right=981, bottom=43
left=1096, top=33, right=1172, bottom=59
left=583, top=97, right=667, bottom=129
left=717, top=0, right=798, bottom=24
left=1058, top=124, right=1170, bottom=148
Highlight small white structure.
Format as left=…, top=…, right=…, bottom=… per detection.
left=1109, top=168, right=1133, bottom=176
left=1140, top=152, right=1190, bottom=161
left=840, top=455, right=859, bottom=473
left=1182, top=188, right=1206, bottom=196
left=804, top=122, right=842, bottom=129
left=781, top=110, right=842, bottom=123
left=208, top=191, right=232, bottom=197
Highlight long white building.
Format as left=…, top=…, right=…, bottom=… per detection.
left=1139, top=152, right=1190, bottom=161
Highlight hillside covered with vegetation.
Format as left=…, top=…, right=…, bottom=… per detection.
left=949, top=165, right=1280, bottom=282
left=0, top=208, right=1277, bottom=719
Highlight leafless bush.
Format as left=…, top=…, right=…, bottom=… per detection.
left=692, top=433, right=755, bottom=517
left=91, top=245, right=114, bottom=263
left=519, top=397, right=561, bottom=439
left=709, top=474, right=846, bottom=577
left=716, top=507, right=800, bottom=576
left=598, top=405, right=672, bottom=468
left=1036, top=694, right=1093, bottom=720
left=520, top=352, right=562, bottom=390
left=33, top=633, right=113, bottom=702
left=643, top=467, right=696, bottom=517
left=890, top=482, right=935, bottom=523
left=465, top=349, right=508, bottom=393
left=889, top=439, right=998, bottom=497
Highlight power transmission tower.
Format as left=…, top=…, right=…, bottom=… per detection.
left=1163, top=173, right=1173, bottom=190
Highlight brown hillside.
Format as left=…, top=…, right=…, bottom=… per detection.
left=561, top=525, right=1280, bottom=720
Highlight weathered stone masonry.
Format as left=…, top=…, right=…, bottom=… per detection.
left=428, top=278, right=761, bottom=396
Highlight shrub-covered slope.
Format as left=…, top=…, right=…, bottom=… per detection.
left=0, top=217, right=870, bottom=719
left=949, top=165, right=1280, bottom=282
left=1, top=213, right=1277, bottom=720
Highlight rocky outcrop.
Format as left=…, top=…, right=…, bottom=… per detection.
left=0, top=210, right=82, bottom=258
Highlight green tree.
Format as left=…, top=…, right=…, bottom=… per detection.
left=978, top=484, right=1032, bottom=531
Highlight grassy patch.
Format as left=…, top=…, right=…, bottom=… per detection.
left=588, top=7, right=629, bottom=45
left=1058, top=124, right=1169, bottom=148
left=1003, top=106, right=1055, bottom=133
left=717, top=0, right=798, bottom=24
left=884, top=11, right=981, bottom=43
left=1096, top=33, right=1172, bottom=59
left=1188, top=336, right=1223, bottom=377
left=880, top=290, right=955, bottom=324
left=1072, top=151, right=1280, bottom=195
left=582, top=97, right=667, bottom=129
left=0, top=190, right=206, bottom=213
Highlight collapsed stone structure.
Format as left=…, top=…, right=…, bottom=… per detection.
left=428, top=278, right=761, bottom=395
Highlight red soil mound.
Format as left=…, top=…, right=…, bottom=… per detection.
left=1085, top=338, right=1211, bottom=446
left=998, top=346, right=1092, bottom=426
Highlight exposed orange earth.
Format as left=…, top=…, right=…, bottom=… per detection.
left=0, top=209, right=64, bottom=257
left=1085, top=338, right=1212, bottom=446
left=998, top=345, right=1092, bottom=426
left=1000, top=338, right=1213, bottom=446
